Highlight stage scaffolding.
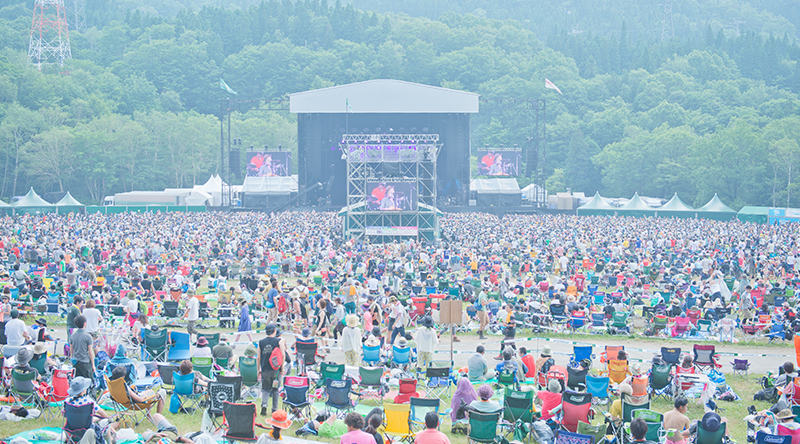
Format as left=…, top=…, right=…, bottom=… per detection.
left=342, top=134, right=441, bottom=242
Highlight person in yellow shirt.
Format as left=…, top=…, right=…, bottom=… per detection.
left=608, top=383, right=633, bottom=425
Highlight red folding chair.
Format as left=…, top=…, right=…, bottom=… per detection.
left=559, top=390, right=593, bottom=432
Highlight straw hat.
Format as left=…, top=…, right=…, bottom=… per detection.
left=619, top=383, right=633, bottom=396
left=777, top=409, right=797, bottom=420
left=703, top=301, right=713, bottom=309
left=265, top=410, right=292, bottom=429
left=33, top=342, right=47, bottom=355
left=345, top=314, right=359, bottom=329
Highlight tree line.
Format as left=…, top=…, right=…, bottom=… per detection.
left=0, top=0, right=798, bottom=209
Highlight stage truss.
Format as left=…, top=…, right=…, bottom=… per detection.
left=343, top=134, right=441, bottom=242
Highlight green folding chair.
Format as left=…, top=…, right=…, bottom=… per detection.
left=697, top=420, right=726, bottom=444
left=632, top=409, right=663, bottom=442
left=202, top=333, right=220, bottom=350
left=467, top=411, right=501, bottom=444
left=239, top=357, right=259, bottom=399
left=577, top=421, right=605, bottom=444
left=357, top=367, right=385, bottom=404
left=192, top=357, right=213, bottom=378
left=503, top=388, right=535, bottom=443
left=317, top=362, right=345, bottom=388
left=649, top=364, right=672, bottom=402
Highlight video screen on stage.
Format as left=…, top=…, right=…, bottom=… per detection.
left=246, top=152, right=291, bottom=177
left=367, top=182, right=416, bottom=211
left=477, top=150, right=521, bottom=176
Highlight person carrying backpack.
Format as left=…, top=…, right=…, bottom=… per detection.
left=258, top=323, right=286, bottom=417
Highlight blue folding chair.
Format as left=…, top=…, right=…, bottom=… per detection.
left=363, top=345, right=381, bottom=366
left=586, top=374, right=610, bottom=410
left=172, top=371, right=203, bottom=415
left=392, top=346, right=411, bottom=369
left=63, top=403, right=95, bottom=444
left=554, top=429, right=594, bottom=444
left=168, top=331, right=191, bottom=362
left=324, top=378, right=354, bottom=414
left=569, top=346, right=594, bottom=368
left=756, top=431, right=791, bottom=444
left=767, top=321, right=786, bottom=343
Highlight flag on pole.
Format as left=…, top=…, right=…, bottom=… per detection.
left=220, top=78, right=237, bottom=95
left=346, top=98, right=353, bottom=112
left=544, top=78, right=562, bottom=95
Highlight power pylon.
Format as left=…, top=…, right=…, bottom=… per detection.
left=66, top=0, right=86, bottom=33
left=28, top=0, right=72, bottom=69
left=660, top=0, right=674, bottom=41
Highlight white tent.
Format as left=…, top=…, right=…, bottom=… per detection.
left=521, top=183, right=547, bottom=202
left=470, top=178, right=521, bottom=206
left=185, top=190, right=212, bottom=206
left=241, top=176, right=298, bottom=194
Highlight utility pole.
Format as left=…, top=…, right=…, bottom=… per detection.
left=28, top=0, right=72, bottom=69
left=732, top=19, right=745, bottom=37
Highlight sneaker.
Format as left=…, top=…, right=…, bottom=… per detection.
left=453, top=336, right=461, bottom=342
left=494, top=355, right=503, bottom=360
left=261, top=406, right=268, bottom=416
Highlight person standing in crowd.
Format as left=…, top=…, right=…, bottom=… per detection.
left=69, top=315, right=95, bottom=380
left=4, top=309, right=30, bottom=346
left=183, top=292, right=199, bottom=341
left=341, top=314, right=362, bottom=366
left=258, top=323, right=286, bottom=417
left=415, top=315, right=439, bottom=370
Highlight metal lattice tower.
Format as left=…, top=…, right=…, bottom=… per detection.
left=28, top=0, right=72, bottom=69
left=66, top=0, right=86, bottom=33
left=660, top=0, right=674, bottom=41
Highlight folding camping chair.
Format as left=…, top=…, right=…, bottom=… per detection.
left=631, top=409, right=663, bottom=443
left=239, top=358, right=259, bottom=399
left=394, top=378, right=420, bottom=404
left=62, top=403, right=95, bottom=444
left=569, top=346, right=594, bottom=368
left=216, top=375, right=243, bottom=402
left=577, top=421, right=605, bottom=444
left=467, top=410, right=502, bottom=444
left=282, top=376, right=313, bottom=421
left=756, top=431, right=792, bottom=444
left=693, top=344, right=719, bottom=373
left=717, top=318, right=736, bottom=343
left=601, top=346, right=624, bottom=364
left=768, top=321, right=787, bottom=343
left=567, top=366, right=589, bottom=391
left=554, top=429, right=595, bottom=444
left=316, top=362, right=345, bottom=388
left=208, top=382, right=235, bottom=429
left=383, top=402, right=413, bottom=443
left=695, top=319, right=713, bottom=338
left=144, top=328, right=169, bottom=361
left=537, top=390, right=563, bottom=421
left=222, top=402, right=265, bottom=443
left=586, top=375, right=610, bottom=409
left=10, top=369, right=42, bottom=408
left=560, top=390, right=593, bottom=433
left=660, top=347, right=682, bottom=367
left=105, top=375, right=158, bottom=427
left=424, top=366, right=451, bottom=401
left=649, top=363, right=672, bottom=402
left=295, top=342, right=319, bottom=374
left=324, top=378, right=354, bottom=414
left=409, top=397, right=443, bottom=433
left=549, top=304, right=570, bottom=331
left=391, top=346, right=412, bottom=370
left=157, top=364, right=179, bottom=393
left=172, top=371, right=204, bottom=415
left=590, top=313, right=607, bottom=333
left=191, top=357, right=213, bottom=378
left=502, top=388, right=535, bottom=443
left=42, top=368, right=72, bottom=421
left=357, top=367, right=385, bottom=404
left=652, top=315, right=669, bottom=336
left=731, top=359, right=751, bottom=376
left=168, top=331, right=191, bottom=362
left=697, top=418, right=727, bottom=444
left=363, top=345, right=381, bottom=366
left=607, top=359, right=629, bottom=384
left=610, top=312, right=631, bottom=334
left=162, top=301, right=180, bottom=320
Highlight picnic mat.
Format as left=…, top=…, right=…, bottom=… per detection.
left=6, top=427, right=143, bottom=444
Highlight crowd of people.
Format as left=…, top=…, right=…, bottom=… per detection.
left=1, top=210, right=800, bottom=443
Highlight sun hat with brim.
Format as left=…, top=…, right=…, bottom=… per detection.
left=35, top=318, right=47, bottom=327
left=16, top=347, right=32, bottom=365
left=777, top=409, right=797, bottom=420
left=398, top=337, right=408, bottom=347
left=701, top=412, right=721, bottom=432
left=703, top=301, right=713, bottom=309
left=33, top=342, right=47, bottom=355
left=265, top=410, right=292, bottom=429
left=67, top=376, right=92, bottom=396
left=422, top=316, right=434, bottom=328
left=196, top=337, right=209, bottom=346
left=345, top=314, right=359, bottom=329
left=541, top=345, right=552, bottom=357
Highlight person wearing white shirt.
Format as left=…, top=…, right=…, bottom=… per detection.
left=184, top=294, right=200, bottom=340
left=4, top=309, right=30, bottom=346
left=414, top=316, right=439, bottom=369
left=82, top=299, right=103, bottom=336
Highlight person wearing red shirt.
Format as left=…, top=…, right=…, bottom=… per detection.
left=414, top=412, right=450, bottom=444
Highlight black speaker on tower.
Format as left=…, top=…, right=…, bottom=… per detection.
left=230, top=149, right=241, bottom=179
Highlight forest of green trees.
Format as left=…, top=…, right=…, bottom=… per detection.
left=0, top=0, right=799, bottom=208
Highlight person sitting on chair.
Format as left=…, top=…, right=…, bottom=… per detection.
left=467, top=385, right=502, bottom=413
left=65, top=376, right=120, bottom=443
left=178, top=360, right=211, bottom=392
left=630, top=417, right=657, bottom=444
left=12, top=347, right=41, bottom=384
left=109, top=366, right=166, bottom=414
left=415, top=412, right=451, bottom=444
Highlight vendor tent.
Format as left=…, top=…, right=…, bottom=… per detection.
left=470, top=178, right=521, bottom=206
left=185, top=190, right=212, bottom=206
left=616, top=192, right=656, bottom=218
left=55, top=192, right=85, bottom=214
left=656, top=193, right=695, bottom=218
left=737, top=206, right=769, bottom=224
left=577, top=192, right=617, bottom=216
left=12, top=188, right=56, bottom=214
left=696, top=194, right=737, bottom=221
left=240, top=176, right=298, bottom=208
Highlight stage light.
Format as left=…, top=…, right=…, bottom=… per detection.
left=341, top=153, right=346, bottom=160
